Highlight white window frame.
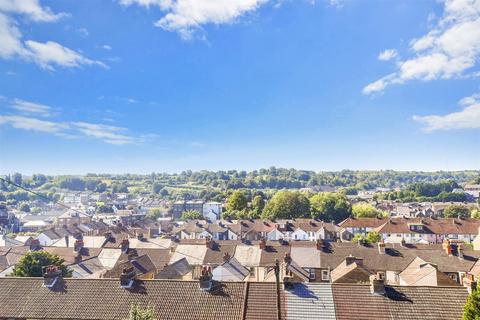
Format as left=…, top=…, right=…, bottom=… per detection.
left=321, top=270, right=329, bottom=281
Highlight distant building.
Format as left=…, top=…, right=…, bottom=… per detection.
left=202, top=202, right=222, bottom=221
left=172, top=200, right=204, bottom=219
left=465, top=184, right=480, bottom=199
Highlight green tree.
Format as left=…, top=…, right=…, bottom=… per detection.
left=19, top=202, right=30, bottom=213
left=463, top=289, right=480, bottom=320
left=365, top=231, right=382, bottom=243
left=226, top=190, right=248, bottom=212
left=309, top=192, right=351, bottom=222
left=444, top=204, right=471, bottom=218
left=147, top=208, right=162, bottom=220
left=251, top=195, right=265, bottom=219
left=11, top=251, right=70, bottom=277
left=181, top=210, right=203, bottom=221
left=352, top=203, right=385, bottom=218
left=471, top=209, right=480, bottom=219
left=262, top=190, right=310, bottom=220
left=127, top=304, right=155, bottom=320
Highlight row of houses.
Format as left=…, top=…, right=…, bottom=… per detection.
left=169, top=217, right=480, bottom=245
left=340, top=216, right=480, bottom=244
left=0, top=275, right=469, bottom=320
left=4, top=232, right=480, bottom=289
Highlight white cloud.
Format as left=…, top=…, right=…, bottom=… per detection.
left=0, top=0, right=67, bottom=22
left=378, top=49, right=397, bottom=61
left=0, top=115, right=67, bottom=133
left=77, top=27, right=89, bottom=37
left=0, top=100, right=151, bottom=145
left=25, top=40, right=107, bottom=70
left=119, top=0, right=270, bottom=39
left=0, top=1, right=105, bottom=70
left=364, top=0, right=480, bottom=95
left=10, top=98, right=52, bottom=116
left=413, top=93, right=480, bottom=131
left=71, top=122, right=139, bottom=145
left=0, top=12, right=26, bottom=58
left=102, top=45, right=112, bottom=50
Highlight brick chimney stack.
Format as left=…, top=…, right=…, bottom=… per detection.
left=259, top=237, right=266, bottom=250
left=458, top=243, right=464, bottom=260
left=223, top=252, right=231, bottom=262
left=73, top=239, right=84, bottom=253
left=378, top=241, right=386, bottom=255
left=369, top=274, right=385, bottom=296
left=121, top=239, right=130, bottom=254
left=29, top=239, right=40, bottom=251
left=42, top=265, right=62, bottom=288
left=316, top=239, right=324, bottom=251
left=443, top=239, right=452, bottom=256
left=120, top=266, right=136, bottom=289
left=205, top=236, right=214, bottom=249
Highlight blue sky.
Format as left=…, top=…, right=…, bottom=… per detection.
left=0, top=0, right=479, bottom=174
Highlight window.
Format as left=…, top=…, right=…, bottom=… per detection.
left=449, top=273, right=458, bottom=282
left=308, top=269, right=316, bottom=280
left=377, top=272, right=385, bottom=280
left=321, top=270, right=330, bottom=281
left=249, top=267, right=255, bottom=278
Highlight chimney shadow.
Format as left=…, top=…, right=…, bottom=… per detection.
left=385, top=287, right=413, bottom=303
left=385, top=248, right=403, bottom=257
left=208, top=281, right=230, bottom=297
left=286, top=283, right=318, bottom=300
left=126, top=280, right=148, bottom=295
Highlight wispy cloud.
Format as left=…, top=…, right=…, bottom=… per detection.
left=118, top=0, right=271, bottom=39
left=363, top=0, right=480, bottom=95
left=0, top=114, right=67, bottom=133
left=0, top=1, right=105, bottom=70
left=25, top=40, right=107, bottom=70
left=413, top=93, right=480, bottom=132
left=10, top=98, right=52, bottom=116
left=378, top=49, right=397, bottom=61
left=0, top=96, right=157, bottom=145
left=71, top=122, right=139, bottom=145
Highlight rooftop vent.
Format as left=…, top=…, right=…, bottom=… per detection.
left=42, top=265, right=62, bottom=288
left=120, top=266, right=136, bottom=289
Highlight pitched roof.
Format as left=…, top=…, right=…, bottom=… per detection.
left=104, top=254, right=156, bottom=278
left=398, top=257, right=459, bottom=286
left=244, top=282, right=280, bottom=320
left=332, top=284, right=468, bottom=320
left=284, top=283, right=336, bottom=320
left=0, top=278, right=245, bottom=320
left=339, top=217, right=387, bottom=229
left=157, top=258, right=192, bottom=279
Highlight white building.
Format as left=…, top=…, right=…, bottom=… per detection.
left=202, top=202, right=222, bottom=221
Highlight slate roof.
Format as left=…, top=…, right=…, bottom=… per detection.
left=0, top=278, right=245, bottom=320
left=332, top=284, right=469, bottom=320
left=284, top=283, right=336, bottom=320
left=244, top=282, right=280, bottom=320
left=319, top=242, right=478, bottom=273
left=157, top=257, right=192, bottom=279
left=104, top=254, right=156, bottom=278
